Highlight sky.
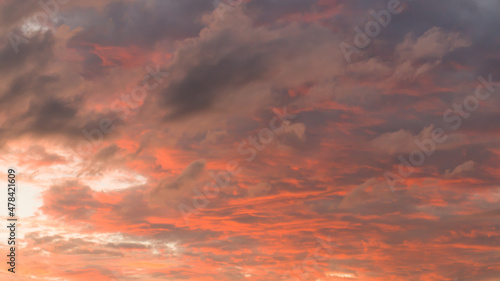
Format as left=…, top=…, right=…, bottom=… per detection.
left=0, top=0, right=500, bottom=280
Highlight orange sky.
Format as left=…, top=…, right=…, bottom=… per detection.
left=1, top=0, right=500, bottom=280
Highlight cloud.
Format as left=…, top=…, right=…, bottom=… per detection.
left=370, top=125, right=435, bottom=155
left=150, top=160, right=206, bottom=203
left=2, top=0, right=500, bottom=280
left=18, top=145, right=67, bottom=167
left=155, top=9, right=343, bottom=121
left=247, top=182, right=271, bottom=197
left=445, top=160, right=476, bottom=178
left=66, top=0, right=214, bottom=48
left=338, top=178, right=392, bottom=210
left=42, top=181, right=104, bottom=220
left=392, top=27, right=471, bottom=80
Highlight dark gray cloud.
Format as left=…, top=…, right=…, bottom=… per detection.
left=162, top=50, right=269, bottom=120
left=0, top=31, right=55, bottom=73
left=66, top=0, right=214, bottom=48
left=154, top=159, right=206, bottom=191
left=157, top=16, right=337, bottom=121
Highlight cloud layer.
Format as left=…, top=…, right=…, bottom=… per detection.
left=1, top=0, right=500, bottom=280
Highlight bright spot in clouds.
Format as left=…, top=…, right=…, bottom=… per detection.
left=327, top=272, right=356, bottom=278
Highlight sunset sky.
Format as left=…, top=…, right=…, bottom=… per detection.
left=1, top=0, right=500, bottom=280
